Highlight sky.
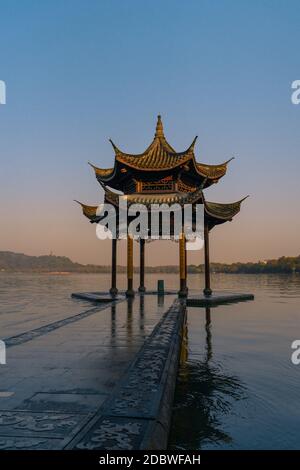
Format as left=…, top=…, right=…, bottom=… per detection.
left=0, top=0, right=300, bottom=265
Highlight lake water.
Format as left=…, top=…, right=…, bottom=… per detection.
left=0, top=272, right=299, bottom=449
left=169, top=273, right=300, bottom=450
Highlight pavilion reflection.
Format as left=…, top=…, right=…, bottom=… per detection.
left=110, top=295, right=165, bottom=346
left=139, top=295, right=145, bottom=332
left=170, top=306, right=246, bottom=450
left=126, top=298, right=133, bottom=342
left=205, top=307, right=212, bottom=362
left=109, top=299, right=135, bottom=346
left=110, top=302, right=116, bottom=347
left=157, top=294, right=165, bottom=308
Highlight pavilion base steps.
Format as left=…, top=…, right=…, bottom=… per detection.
left=72, top=290, right=254, bottom=305
left=186, top=291, right=254, bottom=307
left=71, top=290, right=178, bottom=303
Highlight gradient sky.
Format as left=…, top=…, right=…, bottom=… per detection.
left=0, top=0, right=300, bottom=265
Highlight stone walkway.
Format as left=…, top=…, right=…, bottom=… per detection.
left=0, top=295, right=178, bottom=449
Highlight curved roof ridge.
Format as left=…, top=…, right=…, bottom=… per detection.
left=194, top=156, right=234, bottom=179
left=110, top=134, right=194, bottom=159
left=204, top=195, right=249, bottom=220
left=113, top=135, right=197, bottom=172
left=88, top=162, right=114, bottom=179
left=74, top=200, right=98, bottom=220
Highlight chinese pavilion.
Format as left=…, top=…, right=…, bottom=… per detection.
left=76, top=116, right=247, bottom=297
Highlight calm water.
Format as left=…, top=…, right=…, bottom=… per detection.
left=0, top=272, right=299, bottom=449
left=169, top=273, right=300, bottom=450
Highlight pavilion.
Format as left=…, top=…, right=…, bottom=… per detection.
left=76, top=116, right=247, bottom=298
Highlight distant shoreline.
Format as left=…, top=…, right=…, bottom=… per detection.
left=1, top=270, right=298, bottom=276
left=1, top=251, right=300, bottom=275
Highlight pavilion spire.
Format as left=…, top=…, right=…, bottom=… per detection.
left=155, top=115, right=164, bottom=138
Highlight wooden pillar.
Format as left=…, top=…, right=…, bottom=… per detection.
left=205, top=307, right=212, bottom=362
left=178, top=233, right=187, bottom=297
left=138, top=238, right=146, bottom=292
left=126, top=235, right=135, bottom=297
left=185, top=236, right=188, bottom=294
left=203, top=223, right=212, bottom=296
left=109, top=238, right=118, bottom=296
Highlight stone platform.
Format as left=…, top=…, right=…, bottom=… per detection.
left=71, top=290, right=177, bottom=303
left=67, top=299, right=186, bottom=450
left=187, top=291, right=254, bottom=307
left=71, top=292, right=124, bottom=302
left=0, top=295, right=185, bottom=450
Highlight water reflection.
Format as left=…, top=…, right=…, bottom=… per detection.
left=110, top=302, right=116, bottom=346
left=1, top=273, right=299, bottom=449
left=170, top=307, right=247, bottom=450
left=127, top=298, right=133, bottom=341
left=157, top=294, right=165, bottom=307
left=108, top=295, right=168, bottom=347
left=139, top=295, right=145, bottom=332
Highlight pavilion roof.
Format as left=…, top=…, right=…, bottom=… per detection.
left=88, top=116, right=233, bottom=188
left=74, top=201, right=98, bottom=220
left=109, top=115, right=196, bottom=171
left=75, top=191, right=248, bottom=227
left=104, top=186, right=203, bottom=207
left=203, top=195, right=248, bottom=228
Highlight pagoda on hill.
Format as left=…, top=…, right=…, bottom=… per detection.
left=76, top=116, right=248, bottom=297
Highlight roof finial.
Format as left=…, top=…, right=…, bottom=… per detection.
left=155, top=114, right=164, bottom=138
left=109, top=138, right=120, bottom=154
left=188, top=136, right=198, bottom=152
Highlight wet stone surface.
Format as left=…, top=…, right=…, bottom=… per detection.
left=0, top=295, right=177, bottom=449
left=68, top=299, right=186, bottom=450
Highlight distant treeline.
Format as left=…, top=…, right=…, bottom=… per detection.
left=188, top=256, right=300, bottom=274
left=0, top=251, right=299, bottom=274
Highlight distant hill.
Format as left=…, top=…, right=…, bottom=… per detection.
left=0, top=251, right=299, bottom=274
left=0, top=251, right=110, bottom=273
